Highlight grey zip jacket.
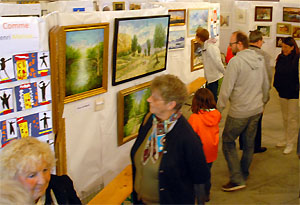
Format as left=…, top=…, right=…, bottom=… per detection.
left=217, top=49, right=270, bottom=118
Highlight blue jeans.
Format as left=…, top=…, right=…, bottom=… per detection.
left=222, top=113, right=261, bottom=185
left=206, top=80, right=219, bottom=102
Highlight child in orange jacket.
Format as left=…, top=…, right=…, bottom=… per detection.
left=188, top=88, right=221, bottom=202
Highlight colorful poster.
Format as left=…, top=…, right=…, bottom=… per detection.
left=0, top=88, right=14, bottom=116
left=37, top=79, right=51, bottom=105
left=0, top=54, right=16, bottom=83
left=37, top=51, right=51, bottom=76
left=38, top=110, right=52, bottom=135
left=14, top=82, right=38, bottom=111
left=0, top=118, right=17, bottom=148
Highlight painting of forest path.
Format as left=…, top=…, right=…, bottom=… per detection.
left=65, top=28, right=105, bottom=96
left=123, top=87, right=150, bottom=137
left=113, top=16, right=170, bottom=85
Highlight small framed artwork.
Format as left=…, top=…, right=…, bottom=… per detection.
left=112, top=15, right=170, bottom=85
left=113, top=1, right=125, bottom=11
left=276, top=36, right=285, bottom=47
left=283, top=7, right=300, bottom=23
left=129, top=3, right=141, bottom=10
left=60, top=23, right=109, bottom=103
left=235, top=8, right=246, bottom=24
left=168, top=30, right=185, bottom=50
left=117, top=81, right=151, bottom=146
left=255, top=6, right=273, bottom=22
left=257, top=25, right=271, bottom=38
left=276, top=23, right=291, bottom=35
left=220, top=13, right=230, bottom=29
left=187, top=8, right=209, bottom=37
left=191, top=39, right=204, bottom=72
left=292, top=26, right=300, bottom=40
left=168, top=9, right=186, bottom=26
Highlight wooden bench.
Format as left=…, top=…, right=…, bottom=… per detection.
left=88, top=165, right=132, bottom=205
left=187, top=77, right=206, bottom=95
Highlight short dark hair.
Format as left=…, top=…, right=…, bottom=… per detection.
left=249, top=30, right=263, bottom=43
left=233, top=31, right=249, bottom=48
left=191, top=88, right=216, bottom=113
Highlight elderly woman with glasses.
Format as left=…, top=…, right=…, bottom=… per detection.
left=0, top=137, right=81, bottom=204
left=130, top=74, right=210, bottom=204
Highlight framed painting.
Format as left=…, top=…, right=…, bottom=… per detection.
left=255, top=6, right=272, bottom=22
left=117, top=81, right=151, bottom=146
left=112, top=15, right=170, bottom=85
left=256, top=25, right=271, bottom=38
left=283, top=7, right=300, bottom=23
left=276, top=23, right=291, bottom=35
left=168, top=30, right=185, bottom=50
left=220, top=13, right=230, bottom=29
left=191, top=39, right=204, bottom=72
left=61, top=23, right=109, bottom=104
left=113, top=1, right=125, bottom=11
left=129, top=3, right=141, bottom=10
left=276, top=36, right=285, bottom=48
left=187, top=8, right=209, bottom=37
left=292, top=26, right=300, bottom=40
left=168, top=9, right=186, bottom=26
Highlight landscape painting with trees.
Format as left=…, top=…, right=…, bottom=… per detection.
left=117, top=82, right=151, bottom=145
left=63, top=23, right=108, bottom=103
left=113, top=15, right=170, bottom=85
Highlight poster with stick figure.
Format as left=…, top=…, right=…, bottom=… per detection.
left=14, top=82, right=38, bottom=111
left=38, top=111, right=52, bottom=135
left=37, top=51, right=51, bottom=76
left=0, top=88, right=14, bottom=116
left=0, top=119, right=18, bottom=148
left=0, top=55, right=16, bottom=84
left=37, top=79, right=51, bottom=105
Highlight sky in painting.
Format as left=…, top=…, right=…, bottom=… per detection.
left=66, top=28, right=104, bottom=49
left=118, top=17, right=169, bottom=46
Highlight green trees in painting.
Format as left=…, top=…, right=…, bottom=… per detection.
left=147, top=39, right=151, bottom=56
left=153, top=23, right=166, bottom=64
left=65, top=42, right=104, bottom=96
left=123, top=88, right=151, bottom=137
left=131, top=35, right=138, bottom=56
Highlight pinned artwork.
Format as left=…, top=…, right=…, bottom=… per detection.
left=37, top=51, right=51, bottom=75
left=14, top=82, right=39, bottom=111
left=37, top=79, right=51, bottom=105
left=292, top=26, right=300, bottom=40
left=276, top=23, right=292, bottom=35
left=38, top=110, right=53, bottom=135
left=0, top=118, right=17, bottom=148
left=257, top=25, right=271, bottom=38
left=220, top=13, right=230, bottom=29
left=0, top=88, right=14, bottom=116
left=0, top=55, right=15, bottom=83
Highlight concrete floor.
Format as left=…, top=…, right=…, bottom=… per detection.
left=182, top=86, right=299, bottom=205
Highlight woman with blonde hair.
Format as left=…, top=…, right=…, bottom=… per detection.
left=131, top=74, right=210, bottom=204
left=0, top=137, right=81, bottom=204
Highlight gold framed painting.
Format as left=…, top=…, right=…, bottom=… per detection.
left=191, top=39, right=204, bottom=72
left=117, top=81, right=151, bottom=146
left=168, top=9, right=186, bottom=26
left=113, top=1, right=125, bottom=11
left=292, top=26, right=300, bottom=40
left=59, top=23, right=109, bottom=104
left=276, top=23, right=291, bottom=35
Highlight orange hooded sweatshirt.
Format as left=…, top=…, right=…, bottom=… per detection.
left=188, top=109, right=221, bottom=163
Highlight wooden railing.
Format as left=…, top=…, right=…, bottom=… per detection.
left=187, top=77, right=207, bottom=95
left=88, top=165, right=132, bottom=205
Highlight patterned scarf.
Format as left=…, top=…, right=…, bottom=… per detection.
left=142, top=112, right=181, bottom=165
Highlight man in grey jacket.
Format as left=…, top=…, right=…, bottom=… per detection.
left=217, top=31, right=269, bottom=192
left=239, top=30, right=272, bottom=153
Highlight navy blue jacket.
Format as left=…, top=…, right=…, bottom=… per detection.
left=130, top=114, right=210, bottom=204
left=45, top=175, right=81, bottom=205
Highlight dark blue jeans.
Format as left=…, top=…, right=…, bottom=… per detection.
left=205, top=162, right=213, bottom=196
left=206, top=80, right=219, bottom=102
left=222, top=113, right=261, bottom=185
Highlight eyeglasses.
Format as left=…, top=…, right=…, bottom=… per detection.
left=229, top=41, right=238, bottom=46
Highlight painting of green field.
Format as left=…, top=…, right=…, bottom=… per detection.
left=113, top=15, right=170, bottom=85
left=123, top=87, right=150, bottom=137
left=65, top=28, right=105, bottom=96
